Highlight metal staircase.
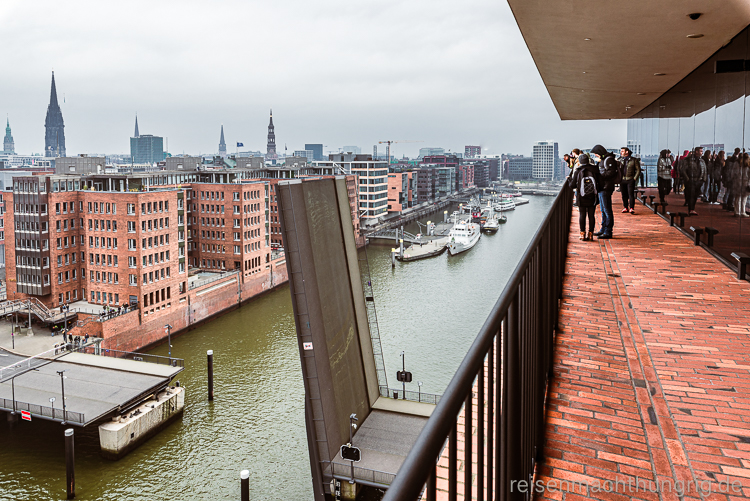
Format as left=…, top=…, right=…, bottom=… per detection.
left=358, top=245, right=389, bottom=391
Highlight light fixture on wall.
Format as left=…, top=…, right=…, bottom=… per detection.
left=687, top=34, right=704, bottom=39
left=654, top=73, right=666, bottom=76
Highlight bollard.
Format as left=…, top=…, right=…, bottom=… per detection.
left=240, top=470, right=250, bottom=501
left=65, top=428, right=75, bottom=499
left=207, top=350, right=214, bottom=401
left=391, top=249, right=396, bottom=268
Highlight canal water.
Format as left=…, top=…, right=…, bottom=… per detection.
left=0, top=195, right=556, bottom=501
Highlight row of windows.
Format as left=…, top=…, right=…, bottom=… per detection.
left=91, top=290, right=118, bottom=305
left=90, top=253, right=119, bottom=267
left=143, top=286, right=171, bottom=307
left=141, top=201, right=169, bottom=214
left=89, top=270, right=116, bottom=284
left=143, top=267, right=171, bottom=285
left=141, top=218, right=169, bottom=232
left=201, top=244, right=226, bottom=253
left=142, top=234, right=169, bottom=248
left=87, top=219, right=118, bottom=231
left=89, top=236, right=117, bottom=249
left=200, top=217, right=225, bottom=227
left=201, top=229, right=227, bottom=241
left=142, top=251, right=170, bottom=266
left=201, top=204, right=225, bottom=214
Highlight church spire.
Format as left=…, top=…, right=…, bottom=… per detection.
left=266, top=109, right=277, bottom=160
left=218, top=124, right=227, bottom=157
left=134, top=115, right=140, bottom=137
left=3, top=116, right=15, bottom=155
left=45, top=71, right=66, bottom=158
left=50, top=71, right=59, bottom=108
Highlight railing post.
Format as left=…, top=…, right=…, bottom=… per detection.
left=465, top=388, right=473, bottom=500
left=487, top=341, right=494, bottom=501
left=449, top=421, right=457, bottom=501
left=505, top=291, right=522, bottom=501
left=478, top=358, right=485, bottom=501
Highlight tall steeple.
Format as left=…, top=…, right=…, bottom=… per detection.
left=218, top=124, right=227, bottom=157
left=266, top=109, right=277, bottom=160
left=3, top=117, right=15, bottom=154
left=134, top=115, right=140, bottom=138
left=44, top=71, right=66, bottom=158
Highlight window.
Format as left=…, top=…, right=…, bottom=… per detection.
left=129, top=256, right=137, bottom=267
left=128, top=239, right=137, bottom=250
left=130, top=274, right=138, bottom=285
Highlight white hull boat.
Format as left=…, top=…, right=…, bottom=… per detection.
left=448, top=221, right=481, bottom=255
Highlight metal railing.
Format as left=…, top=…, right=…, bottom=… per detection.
left=0, top=398, right=85, bottom=424
left=0, top=345, right=61, bottom=381
left=379, top=386, right=442, bottom=405
left=77, top=346, right=185, bottom=368
left=325, top=461, right=396, bottom=488
left=383, top=184, right=572, bottom=501
left=188, top=270, right=239, bottom=290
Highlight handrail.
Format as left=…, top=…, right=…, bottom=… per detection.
left=383, top=183, right=572, bottom=500
left=188, top=270, right=239, bottom=290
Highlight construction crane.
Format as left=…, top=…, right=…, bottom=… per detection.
left=378, top=140, right=423, bottom=164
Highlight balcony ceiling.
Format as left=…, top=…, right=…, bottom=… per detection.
left=507, top=0, right=750, bottom=120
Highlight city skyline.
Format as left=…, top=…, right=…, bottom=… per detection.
left=0, top=0, right=624, bottom=158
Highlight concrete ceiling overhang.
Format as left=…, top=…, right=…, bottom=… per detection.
left=507, top=0, right=750, bottom=120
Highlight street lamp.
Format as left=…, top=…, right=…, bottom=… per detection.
left=418, top=381, right=423, bottom=403
left=50, top=397, right=56, bottom=419
left=56, top=370, right=68, bottom=425
left=164, top=324, right=173, bottom=360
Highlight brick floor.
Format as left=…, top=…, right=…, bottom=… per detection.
left=432, top=205, right=750, bottom=500
left=539, top=205, right=750, bottom=500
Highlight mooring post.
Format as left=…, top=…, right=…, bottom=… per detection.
left=240, top=469, right=249, bottom=501
left=391, top=248, right=396, bottom=268
left=65, top=428, right=75, bottom=499
left=207, top=350, right=214, bottom=401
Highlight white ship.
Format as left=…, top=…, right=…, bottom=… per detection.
left=494, top=198, right=516, bottom=212
left=447, top=220, right=481, bottom=255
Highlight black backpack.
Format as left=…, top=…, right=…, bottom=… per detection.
left=599, top=155, right=621, bottom=183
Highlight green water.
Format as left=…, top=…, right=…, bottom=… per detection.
left=0, top=195, right=556, bottom=501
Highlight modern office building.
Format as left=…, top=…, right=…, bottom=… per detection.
left=44, top=72, right=66, bottom=158
left=418, top=147, right=445, bottom=158
left=508, top=156, right=533, bottom=180
left=387, top=172, right=409, bottom=213
left=293, top=150, right=314, bottom=162
left=531, top=141, right=559, bottom=180
left=304, top=144, right=324, bottom=161
left=130, top=117, right=165, bottom=164
left=3, top=118, right=15, bottom=154
left=465, top=145, right=481, bottom=158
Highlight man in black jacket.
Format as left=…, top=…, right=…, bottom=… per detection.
left=591, top=144, right=617, bottom=239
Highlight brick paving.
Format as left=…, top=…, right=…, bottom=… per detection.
left=538, top=206, right=750, bottom=501
left=431, top=205, right=750, bottom=500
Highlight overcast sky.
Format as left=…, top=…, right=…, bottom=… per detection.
left=1, top=0, right=624, bottom=159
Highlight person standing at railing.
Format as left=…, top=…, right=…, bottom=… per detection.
left=567, top=154, right=602, bottom=241
left=591, top=145, right=618, bottom=239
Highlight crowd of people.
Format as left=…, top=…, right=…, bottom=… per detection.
left=657, top=147, right=750, bottom=217
left=564, top=144, right=750, bottom=241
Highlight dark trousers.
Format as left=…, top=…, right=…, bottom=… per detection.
left=579, top=206, right=596, bottom=232
left=621, top=180, right=636, bottom=209
left=598, top=191, right=614, bottom=235
left=657, top=177, right=672, bottom=202
left=685, top=181, right=701, bottom=211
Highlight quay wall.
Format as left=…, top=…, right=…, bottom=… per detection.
left=67, top=258, right=289, bottom=353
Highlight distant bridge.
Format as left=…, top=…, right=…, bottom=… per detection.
left=367, top=229, right=421, bottom=244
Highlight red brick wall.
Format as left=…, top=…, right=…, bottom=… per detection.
left=97, top=256, right=289, bottom=353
